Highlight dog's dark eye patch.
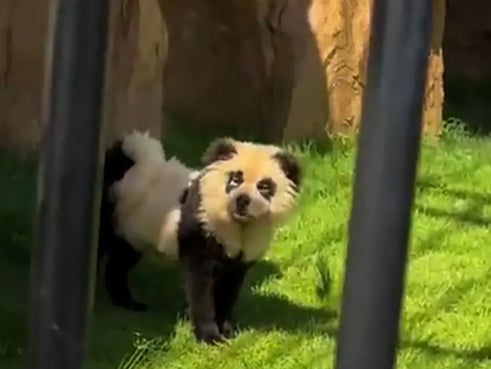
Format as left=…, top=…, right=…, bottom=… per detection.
left=226, top=170, right=244, bottom=193
left=257, top=177, right=276, bottom=200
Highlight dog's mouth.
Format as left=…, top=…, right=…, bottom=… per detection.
left=232, top=210, right=253, bottom=223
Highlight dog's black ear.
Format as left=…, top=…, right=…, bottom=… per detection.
left=202, top=138, right=237, bottom=166
left=274, top=151, right=301, bottom=189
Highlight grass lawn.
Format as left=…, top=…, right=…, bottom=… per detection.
left=1, top=125, right=491, bottom=369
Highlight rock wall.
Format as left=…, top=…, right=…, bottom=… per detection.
left=443, top=0, right=491, bottom=81
left=0, top=0, right=48, bottom=149
left=0, top=0, right=164, bottom=149
left=0, top=0, right=447, bottom=149
left=442, top=0, right=491, bottom=133
left=158, top=0, right=268, bottom=139
left=103, top=0, right=165, bottom=146
left=160, top=0, right=446, bottom=141
left=423, top=0, right=446, bottom=136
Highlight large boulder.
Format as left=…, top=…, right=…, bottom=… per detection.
left=103, top=0, right=166, bottom=146
left=159, top=0, right=446, bottom=141
left=442, top=0, right=491, bottom=133
left=443, top=0, right=491, bottom=81
left=0, top=0, right=48, bottom=149
left=0, top=0, right=165, bottom=149
left=0, top=0, right=447, bottom=148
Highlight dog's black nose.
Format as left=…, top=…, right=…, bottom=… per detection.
left=235, top=194, right=251, bottom=212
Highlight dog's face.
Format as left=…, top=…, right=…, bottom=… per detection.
left=199, top=138, right=301, bottom=224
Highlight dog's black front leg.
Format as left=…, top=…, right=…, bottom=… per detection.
left=180, top=257, right=224, bottom=344
left=214, top=261, right=252, bottom=339
left=103, top=236, right=147, bottom=312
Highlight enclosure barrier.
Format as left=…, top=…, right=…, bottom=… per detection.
left=333, top=1, right=433, bottom=369
left=25, top=0, right=433, bottom=368
left=26, top=0, right=110, bottom=368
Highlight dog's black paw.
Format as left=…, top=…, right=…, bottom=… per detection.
left=219, top=320, right=237, bottom=339
left=194, top=323, right=225, bottom=345
left=178, top=303, right=190, bottom=320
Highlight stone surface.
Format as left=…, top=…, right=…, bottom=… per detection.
left=157, top=0, right=268, bottom=139
left=0, top=0, right=164, bottom=149
left=0, top=0, right=449, bottom=148
left=160, top=0, right=446, bottom=141
left=442, top=0, right=491, bottom=134
left=103, top=0, right=165, bottom=147
left=443, top=0, right=491, bottom=81
left=422, top=0, right=446, bottom=136
left=282, top=0, right=372, bottom=139
left=0, top=0, right=48, bottom=149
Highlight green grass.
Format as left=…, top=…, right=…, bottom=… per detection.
left=1, top=124, right=491, bottom=369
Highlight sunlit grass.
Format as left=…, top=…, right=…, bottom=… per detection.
left=1, top=123, right=490, bottom=368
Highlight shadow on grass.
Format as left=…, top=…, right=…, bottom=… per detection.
left=236, top=261, right=337, bottom=334
left=400, top=269, right=491, bottom=364
left=0, top=135, right=335, bottom=368
left=402, top=340, right=491, bottom=362
left=92, top=258, right=336, bottom=339
left=418, top=205, right=491, bottom=228
left=1, top=255, right=336, bottom=369
left=412, top=227, right=450, bottom=254
left=0, top=150, right=38, bottom=367
left=417, top=175, right=491, bottom=203
left=415, top=175, right=491, bottom=228
left=85, top=259, right=337, bottom=369
left=405, top=270, right=491, bottom=330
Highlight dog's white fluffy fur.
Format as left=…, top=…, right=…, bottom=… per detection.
left=196, top=139, right=300, bottom=262
left=109, top=131, right=196, bottom=260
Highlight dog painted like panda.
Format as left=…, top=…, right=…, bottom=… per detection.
left=98, top=131, right=198, bottom=311
left=98, top=132, right=302, bottom=344
left=177, top=137, right=301, bottom=344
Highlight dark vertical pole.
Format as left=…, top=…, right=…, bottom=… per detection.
left=27, top=0, right=110, bottom=367
left=333, top=0, right=433, bottom=369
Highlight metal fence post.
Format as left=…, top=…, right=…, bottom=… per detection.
left=333, top=0, right=433, bottom=369
left=26, top=0, right=111, bottom=367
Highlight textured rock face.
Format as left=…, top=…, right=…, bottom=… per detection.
left=0, top=0, right=48, bottom=149
left=283, top=0, right=372, bottom=139
left=157, top=0, right=269, bottom=139
left=443, top=0, right=491, bottom=81
left=157, top=0, right=350, bottom=140
left=442, top=0, right=491, bottom=133
left=422, top=0, right=446, bottom=136
left=160, top=0, right=446, bottom=141
left=0, top=0, right=164, bottom=149
left=278, top=0, right=445, bottom=138
left=1, top=0, right=447, bottom=148
left=103, top=0, right=166, bottom=146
